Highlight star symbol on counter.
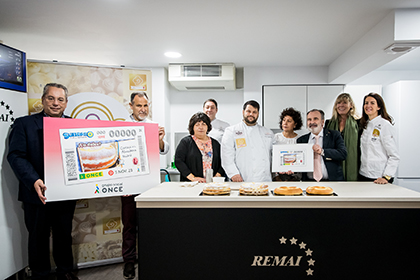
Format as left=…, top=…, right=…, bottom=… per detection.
left=0, top=101, right=4, bottom=106
left=5, top=105, right=9, bottom=110
left=306, top=268, right=314, bottom=276
left=290, top=237, right=298, bottom=245
left=308, top=258, right=315, bottom=266
left=305, top=248, right=313, bottom=256
left=279, top=236, right=287, bottom=244
left=299, top=242, right=306, bottom=249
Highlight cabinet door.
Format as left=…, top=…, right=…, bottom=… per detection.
left=307, top=85, right=344, bottom=120
left=263, top=86, right=306, bottom=130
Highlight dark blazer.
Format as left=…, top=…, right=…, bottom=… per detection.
left=175, top=135, right=225, bottom=181
left=297, top=128, right=347, bottom=181
left=7, top=112, right=70, bottom=204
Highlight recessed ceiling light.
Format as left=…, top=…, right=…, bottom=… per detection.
left=164, top=52, right=182, bottom=58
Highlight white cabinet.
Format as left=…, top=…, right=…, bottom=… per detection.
left=262, top=85, right=344, bottom=134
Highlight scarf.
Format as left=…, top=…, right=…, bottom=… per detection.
left=327, top=116, right=359, bottom=181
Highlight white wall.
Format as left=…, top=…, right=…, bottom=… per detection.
left=150, top=68, right=171, bottom=168
left=0, top=89, right=29, bottom=278
left=383, top=80, right=420, bottom=192
left=163, top=66, right=331, bottom=163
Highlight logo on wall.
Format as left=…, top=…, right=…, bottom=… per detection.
left=251, top=236, right=316, bottom=276
left=66, top=92, right=131, bottom=121
left=0, top=100, right=15, bottom=125
left=129, top=74, right=147, bottom=90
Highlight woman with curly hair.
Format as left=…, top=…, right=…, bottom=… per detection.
left=273, top=107, right=303, bottom=181
left=326, top=93, right=360, bottom=181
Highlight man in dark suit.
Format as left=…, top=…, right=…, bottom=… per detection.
left=297, top=109, right=347, bottom=181
left=8, top=83, right=79, bottom=280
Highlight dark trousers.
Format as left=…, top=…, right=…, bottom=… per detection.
left=23, top=200, right=76, bottom=280
left=121, top=195, right=137, bottom=263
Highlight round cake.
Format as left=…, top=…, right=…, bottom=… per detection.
left=239, top=183, right=269, bottom=196
left=79, top=143, right=118, bottom=172
left=274, top=186, right=303, bottom=196
left=202, top=183, right=231, bottom=195
left=306, top=186, right=334, bottom=195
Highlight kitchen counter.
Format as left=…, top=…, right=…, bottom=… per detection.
left=135, top=181, right=420, bottom=208
left=136, top=182, right=420, bottom=279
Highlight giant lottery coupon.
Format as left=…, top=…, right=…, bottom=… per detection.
left=44, top=118, right=160, bottom=202
left=60, top=126, right=150, bottom=185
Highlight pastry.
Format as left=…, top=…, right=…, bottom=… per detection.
left=306, top=186, right=334, bottom=195
left=202, top=183, right=230, bottom=195
left=239, top=183, right=269, bottom=196
left=78, top=143, right=118, bottom=172
left=274, top=186, right=302, bottom=196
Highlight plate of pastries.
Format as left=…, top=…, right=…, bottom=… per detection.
left=273, top=186, right=335, bottom=196
left=202, top=183, right=231, bottom=195
left=239, top=183, right=269, bottom=196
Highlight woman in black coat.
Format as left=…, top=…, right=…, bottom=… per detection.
left=175, top=112, right=225, bottom=182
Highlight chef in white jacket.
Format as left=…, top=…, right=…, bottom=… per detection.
left=221, top=100, right=274, bottom=182
left=203, top=98, right=230, bottom=143
left=359, top=93, right=399, bottom=184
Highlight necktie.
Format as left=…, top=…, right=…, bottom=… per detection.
left=313, top=135, right=322, bottom=182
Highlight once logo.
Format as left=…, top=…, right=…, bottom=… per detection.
left=251, top=236, right=316, bottom=276
left=80, top=172, right=103, bottom=179
left=100, top=183, right=124, bottom=194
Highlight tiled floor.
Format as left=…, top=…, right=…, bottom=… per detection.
left=75, top=262, right=138, bottom=280
left=7, top=263, right=138, bottom=280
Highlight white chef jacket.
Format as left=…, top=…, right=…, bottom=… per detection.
left=208, top=118, right=230, bottom=143
left=359, top=116, right=399, bottom=178
left=129, top=115, right=169, bottom=155
left=221, top=121, right=274, bottom=182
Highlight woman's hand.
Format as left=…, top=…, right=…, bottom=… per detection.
left=187, top=173, right=206, bottom=183
left=191, top=177, right=206, bottom=183
left=374, top=177, right=388, bottom=184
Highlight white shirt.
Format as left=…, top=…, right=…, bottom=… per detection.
left=129, top=115, right=169, bottom=155
left=273, top=132, right=298, bottom=145
left=359, top=116, right=399, bottom=178
left=221, top=121, right=274, bottom=182
left=306, top=130, right=329, bottom=180
left=208, top=118, right=230, bottom=143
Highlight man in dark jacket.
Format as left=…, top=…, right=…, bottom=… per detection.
left=297, top=109, right=347, bottom=181
left=8, top=83, right=78, bottom=280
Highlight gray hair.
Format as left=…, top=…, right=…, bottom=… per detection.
left=42, top=83, right=68, bottom=99
left=130, top=92, right=149, bottom=103
left=307, top=109, right=325, bottom=120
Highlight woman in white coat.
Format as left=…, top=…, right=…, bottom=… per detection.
left=359, top=93, right=399, bottom=184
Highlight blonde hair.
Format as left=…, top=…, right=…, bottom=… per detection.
left=331, top=93, right=359, bottom=120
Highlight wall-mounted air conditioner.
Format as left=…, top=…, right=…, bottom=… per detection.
left=168, top=63, right=236, bottom=91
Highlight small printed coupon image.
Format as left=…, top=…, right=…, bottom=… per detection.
left=60, top=126, right=150, bottom=185
left=77, top=141, right=119, bottom=172
left=280, top=151, right=305, bottom=166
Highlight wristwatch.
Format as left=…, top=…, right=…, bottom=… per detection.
left=382, top=175, right=392, bottom=182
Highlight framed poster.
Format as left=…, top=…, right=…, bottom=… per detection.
left=272, top=144, right=314, bottom=172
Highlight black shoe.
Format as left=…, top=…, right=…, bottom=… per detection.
left=56, top=272, right=79, bottom=280
left=123, top=262, right=135, bottom=279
